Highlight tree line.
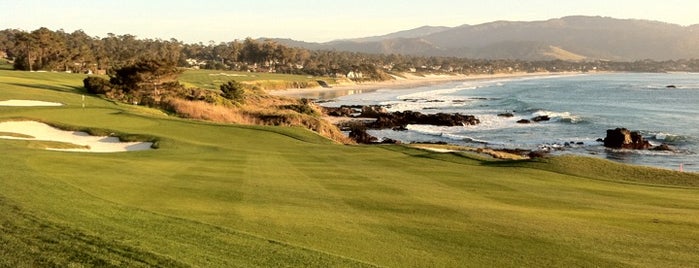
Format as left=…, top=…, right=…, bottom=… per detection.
left=2, top=27, right=699, bottom=79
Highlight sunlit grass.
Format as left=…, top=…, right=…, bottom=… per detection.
left=178, top=69, right=329, bottom=90
left=1, top=70, right=698, bottom=267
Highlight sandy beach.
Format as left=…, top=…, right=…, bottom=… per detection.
left=271, top=72, right=581, bottom=99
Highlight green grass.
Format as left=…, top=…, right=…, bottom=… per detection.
left=0, top=131, right=34, bottom=138
left=0, top=58, right=12, bottom=70
left=178, top=69, right=330, bottom=90
left=1, top=69, right=699, bottom=267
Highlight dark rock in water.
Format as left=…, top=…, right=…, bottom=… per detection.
left=531, top=115, right=551, bottom=122
left=596, top=138, right=604, bottom=142
left=323, top=106, right=355, bottom=117
left=380, top=138, right=401, bottom=144
left=666, top=85, right=677, bottom=88
left=330, top=105, right=479, bottom=131
left=359, top=105, right=388, bottom=118
left=369, top=111, right=479, bottom=129
left=603, top=128, right=652, bottom=149
left=517, top=119, right=531, bottom=124
left=498, top=112, right=514, bottom=117
left=348, top=126, right=378, bottom=144
left=576, top=142, right=585, bottom=145
left=651, top=144, right=673, bottom=151
left=323, top=105, right=389, bottom=118
left=392, top=125, right=408, bottom=131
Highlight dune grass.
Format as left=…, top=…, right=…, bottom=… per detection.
left=1, top=69, right=698, bottom=267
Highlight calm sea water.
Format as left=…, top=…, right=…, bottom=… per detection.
left=321, top=73, right=699, bottom=172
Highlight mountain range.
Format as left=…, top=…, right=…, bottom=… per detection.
left=270, top=16, right=699, bottom=61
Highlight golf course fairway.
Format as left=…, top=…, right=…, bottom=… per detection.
left=1, top=70, right=698, bottom=267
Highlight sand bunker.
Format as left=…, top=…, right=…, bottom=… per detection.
left=0, top=121, right=153, bottom=152
left=0, top=100, right=63, bottom=107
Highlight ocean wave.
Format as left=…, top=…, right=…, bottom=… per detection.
left=382, top=96, right=477, bottom=112
left=605, top=148, right=688, bottom=156
left=405, top=125, right=490, bottom=144
left=642, top=131, right=698, bottom=145
left=531, top=110, right=584, bottom=124
left=396, top=85, right=478, bottom=101
left=645, top=84, right=699, bottom=90
left=442, top=133, right=490, bottom=144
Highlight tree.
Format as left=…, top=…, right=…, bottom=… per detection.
left=219, top=80, right=246, bottom=104
left=83, top=76, right=111, bottom=94
left=109, top=58, right=181, bottom=92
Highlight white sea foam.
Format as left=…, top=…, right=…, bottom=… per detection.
left=531, top=110, right=582, bottom=123
left=396, top=85, right=478, bottom=101
left=406, top=125, right=491, bottom=144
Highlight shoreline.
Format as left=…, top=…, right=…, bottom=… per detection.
left=270, top=71, right=588, bottom=99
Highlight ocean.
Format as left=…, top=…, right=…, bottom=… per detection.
left=320, top=73, right=699, bottom=172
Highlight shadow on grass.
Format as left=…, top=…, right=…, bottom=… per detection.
left=4, top=82, right=86, bottom=94
left=0, top=195, right=188, bottom=267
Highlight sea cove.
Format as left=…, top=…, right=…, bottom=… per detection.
left=319, top=73, right=699, bottom=171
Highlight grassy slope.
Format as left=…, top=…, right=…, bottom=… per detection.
left=178, top=69, right=329, bottom=91
left=1, top=70, right=698, bottom=267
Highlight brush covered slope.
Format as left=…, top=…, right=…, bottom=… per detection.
left=1, top=70, right=699, bottom=267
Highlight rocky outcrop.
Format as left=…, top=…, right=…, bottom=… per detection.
left=651, top=144, right=674, bottom=151
left=498, top=112, right=514, bottom=117
left=359, top=105, right=389, bottom=118
left=603, top=128, right=652, bottom=149
left=322, top=105, right=389, bottom=118
left=369, top=111, right=479, bottom=129
left=324, top=106, right=355, bottom=117
left=531, top=115, right=551, bottom=122
left=514, top=115, right=550, bottom=124
left=348, top=126, right=378, bottom=144
left=325, top=105, right=480, bottom=130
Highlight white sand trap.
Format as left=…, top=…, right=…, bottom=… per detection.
left=0, top=121, right=153, bottom=152
left=0, top=100, right=63, bottom=107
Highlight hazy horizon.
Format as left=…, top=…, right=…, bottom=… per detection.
left=3, top=0, right=699, bottom=43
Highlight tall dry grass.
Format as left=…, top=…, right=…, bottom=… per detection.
left=165, top=98, right=255, bottom=124
left=164, top=97, right=353, bottom=144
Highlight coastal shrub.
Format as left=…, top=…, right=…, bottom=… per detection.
left=83, top=76, right=112, bottom=94
left=279, top=98, right=321, bottom=116
left=220, top=80, right=246, bottom=104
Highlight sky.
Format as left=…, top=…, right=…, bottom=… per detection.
left=2, top=0, right=699, bottom=43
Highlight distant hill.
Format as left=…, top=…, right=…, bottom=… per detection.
left=271, top=16, right=699, bottom=61
left=344, top=26, right=451, bottom=43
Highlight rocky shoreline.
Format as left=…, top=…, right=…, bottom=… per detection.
left=322, top=105, right=677, bottom=159
left=323, top=105, right=479, bottom=130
